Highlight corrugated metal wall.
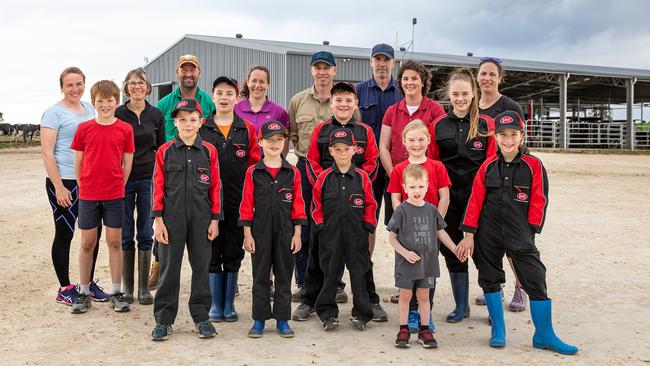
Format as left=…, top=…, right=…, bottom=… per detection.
left=144, top=38, right=286, bottom=107
left=285, top=54, right=372, bottom=106
left=144, top=37, right=379, bottom=108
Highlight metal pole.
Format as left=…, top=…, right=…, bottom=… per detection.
left=412, top=18, right=417, bottom=54
left=626, top=77, right=637, bottom=150
left=559, top=74, right=569, bottom=149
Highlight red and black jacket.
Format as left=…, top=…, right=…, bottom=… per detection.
left=311, top=162, right=378, bottom=233
left=200, top=112, right=260, bottom=219
left=460, top=147, right=549, bottom=240
left=238, top=159, right=307, bottom=229
left=151, top=134, right=222, bottom=221
left=429, top=111, right=496, bottom=189
left=306, top=117, right=378, bottom=185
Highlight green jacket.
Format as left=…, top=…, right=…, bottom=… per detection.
left=156, top=86, right=216, bottom=141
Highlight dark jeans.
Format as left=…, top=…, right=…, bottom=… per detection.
left=122, top=179, right=154, bottom=251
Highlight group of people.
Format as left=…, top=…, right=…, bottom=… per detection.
left=40, top=43, right=577, bottom=355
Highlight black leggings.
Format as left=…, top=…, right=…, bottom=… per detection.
left=46, top=178, right=100, bottom=287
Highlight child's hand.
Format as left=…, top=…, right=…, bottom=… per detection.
left=456, top=236, right=474, bottom=262
left=401, top=250, right=421, bottom=264
left=207, top=220, right=219, bottom=240
left=154, top=218, right=169, bottom=244
left=243, top=235, right=255, bottom=253
left=290, top=234, right=302, bottom=254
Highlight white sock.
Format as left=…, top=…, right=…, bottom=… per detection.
left=79, top=284, right=90, bottom=295
left=111, top=284, right=121, bottom=295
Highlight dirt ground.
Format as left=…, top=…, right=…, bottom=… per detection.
left=1, top=147, right=649, bottom=366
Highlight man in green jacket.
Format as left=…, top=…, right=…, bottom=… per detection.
left=157, top=54, right=216, bottom=141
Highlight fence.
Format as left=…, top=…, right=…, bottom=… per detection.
left=525, top=120, right=650, bottom=149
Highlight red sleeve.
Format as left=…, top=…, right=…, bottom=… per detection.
left=151, top=142, right=171, bottom=217
left=245, top=121, right=261, bottom=166
left=361, top=123, right=379, bottom=182
left=238, top=165, right=255, bottom=226
left=291, top=165, right=308, bottom=225
left=432, top=102, right=446, bottom=121
left=434, top=160, right=452, bottom=188
left=460, top=157, right=495, bottom=233
left=386, top=162, right=403, bottom=194
left=123, top=122, right=135, bottom=153
left=523, top=155, right=549, bottom=233
left=311, top=169, right=328, bottom=228
left=306, top=122, right=325, bottom=185
left=428, top=119, right=441, bottom=161
left=70, top=123, right=85, bottom=151
left=360, top=170, right=378, bottom=232
left=382, top=105, right=395, bottom=126
left=482, top=115, right=497, bottom=157
left=206, top=143, right=223, bottom=220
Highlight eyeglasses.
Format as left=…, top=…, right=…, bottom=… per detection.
left=127, top=80, right=147, bottom=87
left=480, top=57, right=502, bottom=63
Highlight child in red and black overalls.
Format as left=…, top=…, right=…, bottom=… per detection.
left=200, top=76, right=260, bottom=323
left=293, top=81, right=383, bottom=322
left=239, top=120, right=307, bottom=338
left=457, top=111, right=578, bottom=355
left=311, top=128, right=377, bottom=331
left=151, top=99, right=222, bottom=341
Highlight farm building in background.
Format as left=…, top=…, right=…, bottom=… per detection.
left=143, top=34, right=650, bottom=150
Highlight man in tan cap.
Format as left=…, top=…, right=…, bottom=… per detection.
left=156, top=54, right=216, bottom=141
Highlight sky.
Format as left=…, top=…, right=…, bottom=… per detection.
left=2, top=0, right=650, bottom=123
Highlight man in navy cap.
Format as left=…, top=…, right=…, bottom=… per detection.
left=355, top=44, right=402, bottom=320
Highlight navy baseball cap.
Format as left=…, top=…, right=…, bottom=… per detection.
left=310, top=51, right=336, bottom=66
left=259, top=120, right=288, bottom=139
left=371, top=43, right=395, bottom=59
left=329, top=128, right=355, bottom=146
left=171, top=98, right=202, bottom=118
left=494, top=111, right=525, bottom=133
left=331, top=81, right=357, bottom=97
left=212, top=76, right=239, bottom=93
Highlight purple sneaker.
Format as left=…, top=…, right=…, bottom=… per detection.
left=89, top=280, right=110, bottom=302
left=56, top=284, right=79, bottom=306
left=508, top=287, right=527, bottom=312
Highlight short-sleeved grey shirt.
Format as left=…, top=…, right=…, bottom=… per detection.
left=387, top=201, right=447, bottom=281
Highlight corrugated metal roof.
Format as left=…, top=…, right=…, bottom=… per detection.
left=185, top=34, right=650, bottom=80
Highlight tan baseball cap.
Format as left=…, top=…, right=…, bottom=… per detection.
left=177, top=54, right=200, bottom=69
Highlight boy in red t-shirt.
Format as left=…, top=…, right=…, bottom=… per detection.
left=70, top=80, right=135, bottom=314
left=387, top=120, right=451, bottom=333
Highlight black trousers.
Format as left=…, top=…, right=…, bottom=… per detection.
left=473, top=223, right=548, bottom=301
left=251, top=226, right=294, bottom=321
left=314, top=228, right=373, bottom=322
left=210, top=218, right=245, bottom=273
left=440, top=189, right=471, bottom=273
left=153, top=216, right=212, bottom=325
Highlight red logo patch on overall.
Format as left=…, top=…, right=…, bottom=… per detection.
left=334, top=130, right=348, bottom=138
left=268, top=123, right=281, bottom=130
left=500, top=116, right=513, bottom=124
left=200, top=174, right=209, bottom=182
left=353, top=198, right=363, bottom=206
left=354, top=145, right=364, bottom=154
left=285, top=192, right=293, bottom=201
left=472, top=141, right=483, bottom=149
left=516, top=192, right=528, bottom=201
left=175, top=100, right=188, bottom=108
left=235, top=149, right=246, bottom=157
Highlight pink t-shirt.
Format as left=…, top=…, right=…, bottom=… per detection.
left=382, top=97, right=445, bottom=165
left=387, top=158, right=451, bottom=206
left=71, top=119, right=135, bottom=200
